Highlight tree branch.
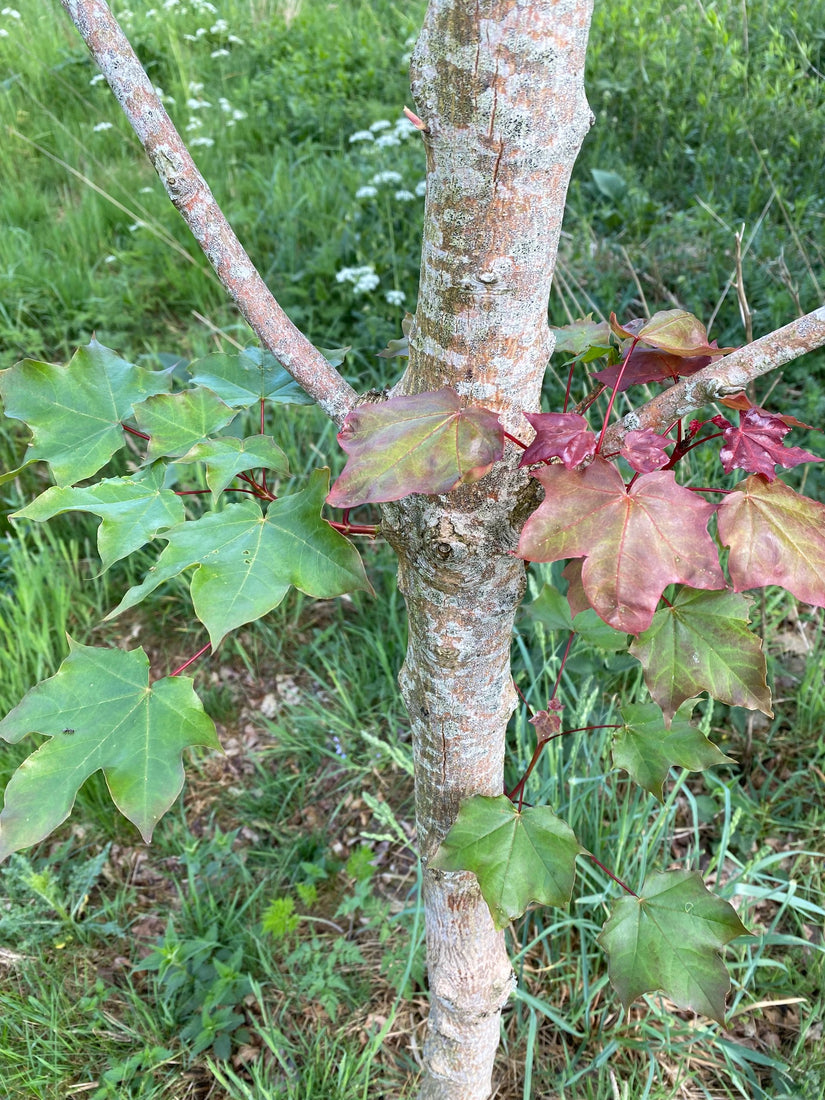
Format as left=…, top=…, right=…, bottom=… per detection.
left=60, top=0, right=358, bottom=424
left=603, top=305, right=825, bottom=451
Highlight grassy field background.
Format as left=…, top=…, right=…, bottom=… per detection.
left=0, top=0, right=824, bottom=1097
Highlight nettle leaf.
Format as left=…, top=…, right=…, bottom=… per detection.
left=176, top=435, right=289, bottom=504
left=716, top=407, right=821, bottom=480
left=0, top=339, right=170, bottom=486
left=594, top=348, right=711, bottom=392
left=518, top=459, right=725, bottom=633
left=11, top=465, right=184, bottom=571
left=520, top=412, right=596, bottom=470
left=636, top=310, right=736, bottom=358
left=629, top=588, right=772, bottom=722
left=613, top=701, right=732, bottom=801
left=187, top=348, right=317, bottom=407
left=717, top=475, right=825, bottom=607
left=619, top=429, right=671, bottom=473
left=108, top=469, right=372, bottom=647
left=327, top=388, right=504, bottom=508
left=0, top=639, right=219, bottom=860
left=550, top=315, right=611, bottom=355
left=431, top=795, right=582, bottom=930
left=134, top=387, right=237, bottom=461
left=377, top=313, right=413, bottom=359
left=598, top=870, right=749, bottom=1023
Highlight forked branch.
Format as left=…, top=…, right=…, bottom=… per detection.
left=60, top=0, right=357, bottom=424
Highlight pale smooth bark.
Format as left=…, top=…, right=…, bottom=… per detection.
left=382, top=3, right=594, bottom=1094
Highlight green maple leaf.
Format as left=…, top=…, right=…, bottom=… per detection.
left=430, top=795, right=582, bottom=930
left=107, top=469, right=372, bottom=647
left=629, top=587, right=772, bottom=722
left=0, top=339, right=170, bottom=486
left=518, top=459, right=726, bottom=634
left=11, top=465, right=184, bottom=570
left=598, top=870, right=749, bottom=1023
left=175, top=435, right=289, bottom=504
left=134, top=387, right=237, bottom=461
left=717, top=475, right=825, bottom=608
left=186, top=347, right=325, bottom=408
left=550, top=314, right=611, bottom=355
left=326, top=388, right=504, bottom=507
left=0, top=640, right=219, bottom=860
left=613, top=701, right=732, bottom=801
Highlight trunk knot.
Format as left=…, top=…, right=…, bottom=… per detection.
left=434, top=540, right=453, bottom=560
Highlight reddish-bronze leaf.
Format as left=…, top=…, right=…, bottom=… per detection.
left=594, top=348, right=711, bottom=392
left=717, top=407, right=821, bottom=480
left=609, top=313, right=645, bottom=342
left=718, top=393, right=816, bottom=430
left=620, top=429, right=672, bottom=473
left=327, top=388, right=504, bottom=508
left=636, top=309, right=736, bottom=357
left=717, top=475, right=825, bottom=607
left=517, top=459, right=725, bottom=633
left=520, top=412, right=597, bottom=470
left=529, top=699, right=564, bottom=741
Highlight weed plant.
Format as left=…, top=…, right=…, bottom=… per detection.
left=0, top=0, right=824, bottom=1097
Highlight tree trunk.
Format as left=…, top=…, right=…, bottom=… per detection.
left=382, top=2, right=594, bottom=1095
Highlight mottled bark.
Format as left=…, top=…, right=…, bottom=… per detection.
left=382, top=3, right=594, bottom=1095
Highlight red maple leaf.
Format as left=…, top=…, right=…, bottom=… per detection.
left=717, top=407, right=821, bottom=480
left=530, top=698, right=564, bottom=740
left=620, top=429, right=672, bottom=473
left=520, top=412, right=597, bottom=469
left=594, top=348, right=711, bottom=393
left=518, top=458, right=726, bottom=634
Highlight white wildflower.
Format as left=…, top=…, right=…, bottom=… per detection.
left=211, top=48, right=230, bottom=57
left=1, top=7, right=22, bottom=17
left=139, top=186, right=153, bottom=193
left=185, top=117, right=204, bottom=131
left=0, top=28, right=7, bottom=35
left=92, top=121, right=114, bottom=132
left=394, top=189, right=415, bottom=202
left=385, top=290, right=405, bottom=306
left=371, top=170, right=403, bottom=186
left=369, top=119, right=391, bottom=132
left=145, top=9, right=157, bottom=17
left=190, top=136, right=216, bottom=147
left=375, top=133, right=401, bottom=149
left=348, top=130, right=374, bottom=144
left=227, top=34, right=244, bottom=44
left=188, top=81, right=205, bottom=94
left=104, top=255, right=117, bottom=264
left=336, top=265, right=380, bottom=294
left=128, top=221, right=144, bottom=232
left=415, top=179, right=427, bottom=197
left=355, top=186, right=378, bottom=200
left=210, top=18, right=228, bottom=33
left=195, top=27, right=208, bottom=37
left=89, top=73, right=106, bottom=86
left=186, top=97, right=212, bottom=110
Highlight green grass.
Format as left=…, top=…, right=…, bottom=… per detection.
left=1, top=0, right=824, bottom=1097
